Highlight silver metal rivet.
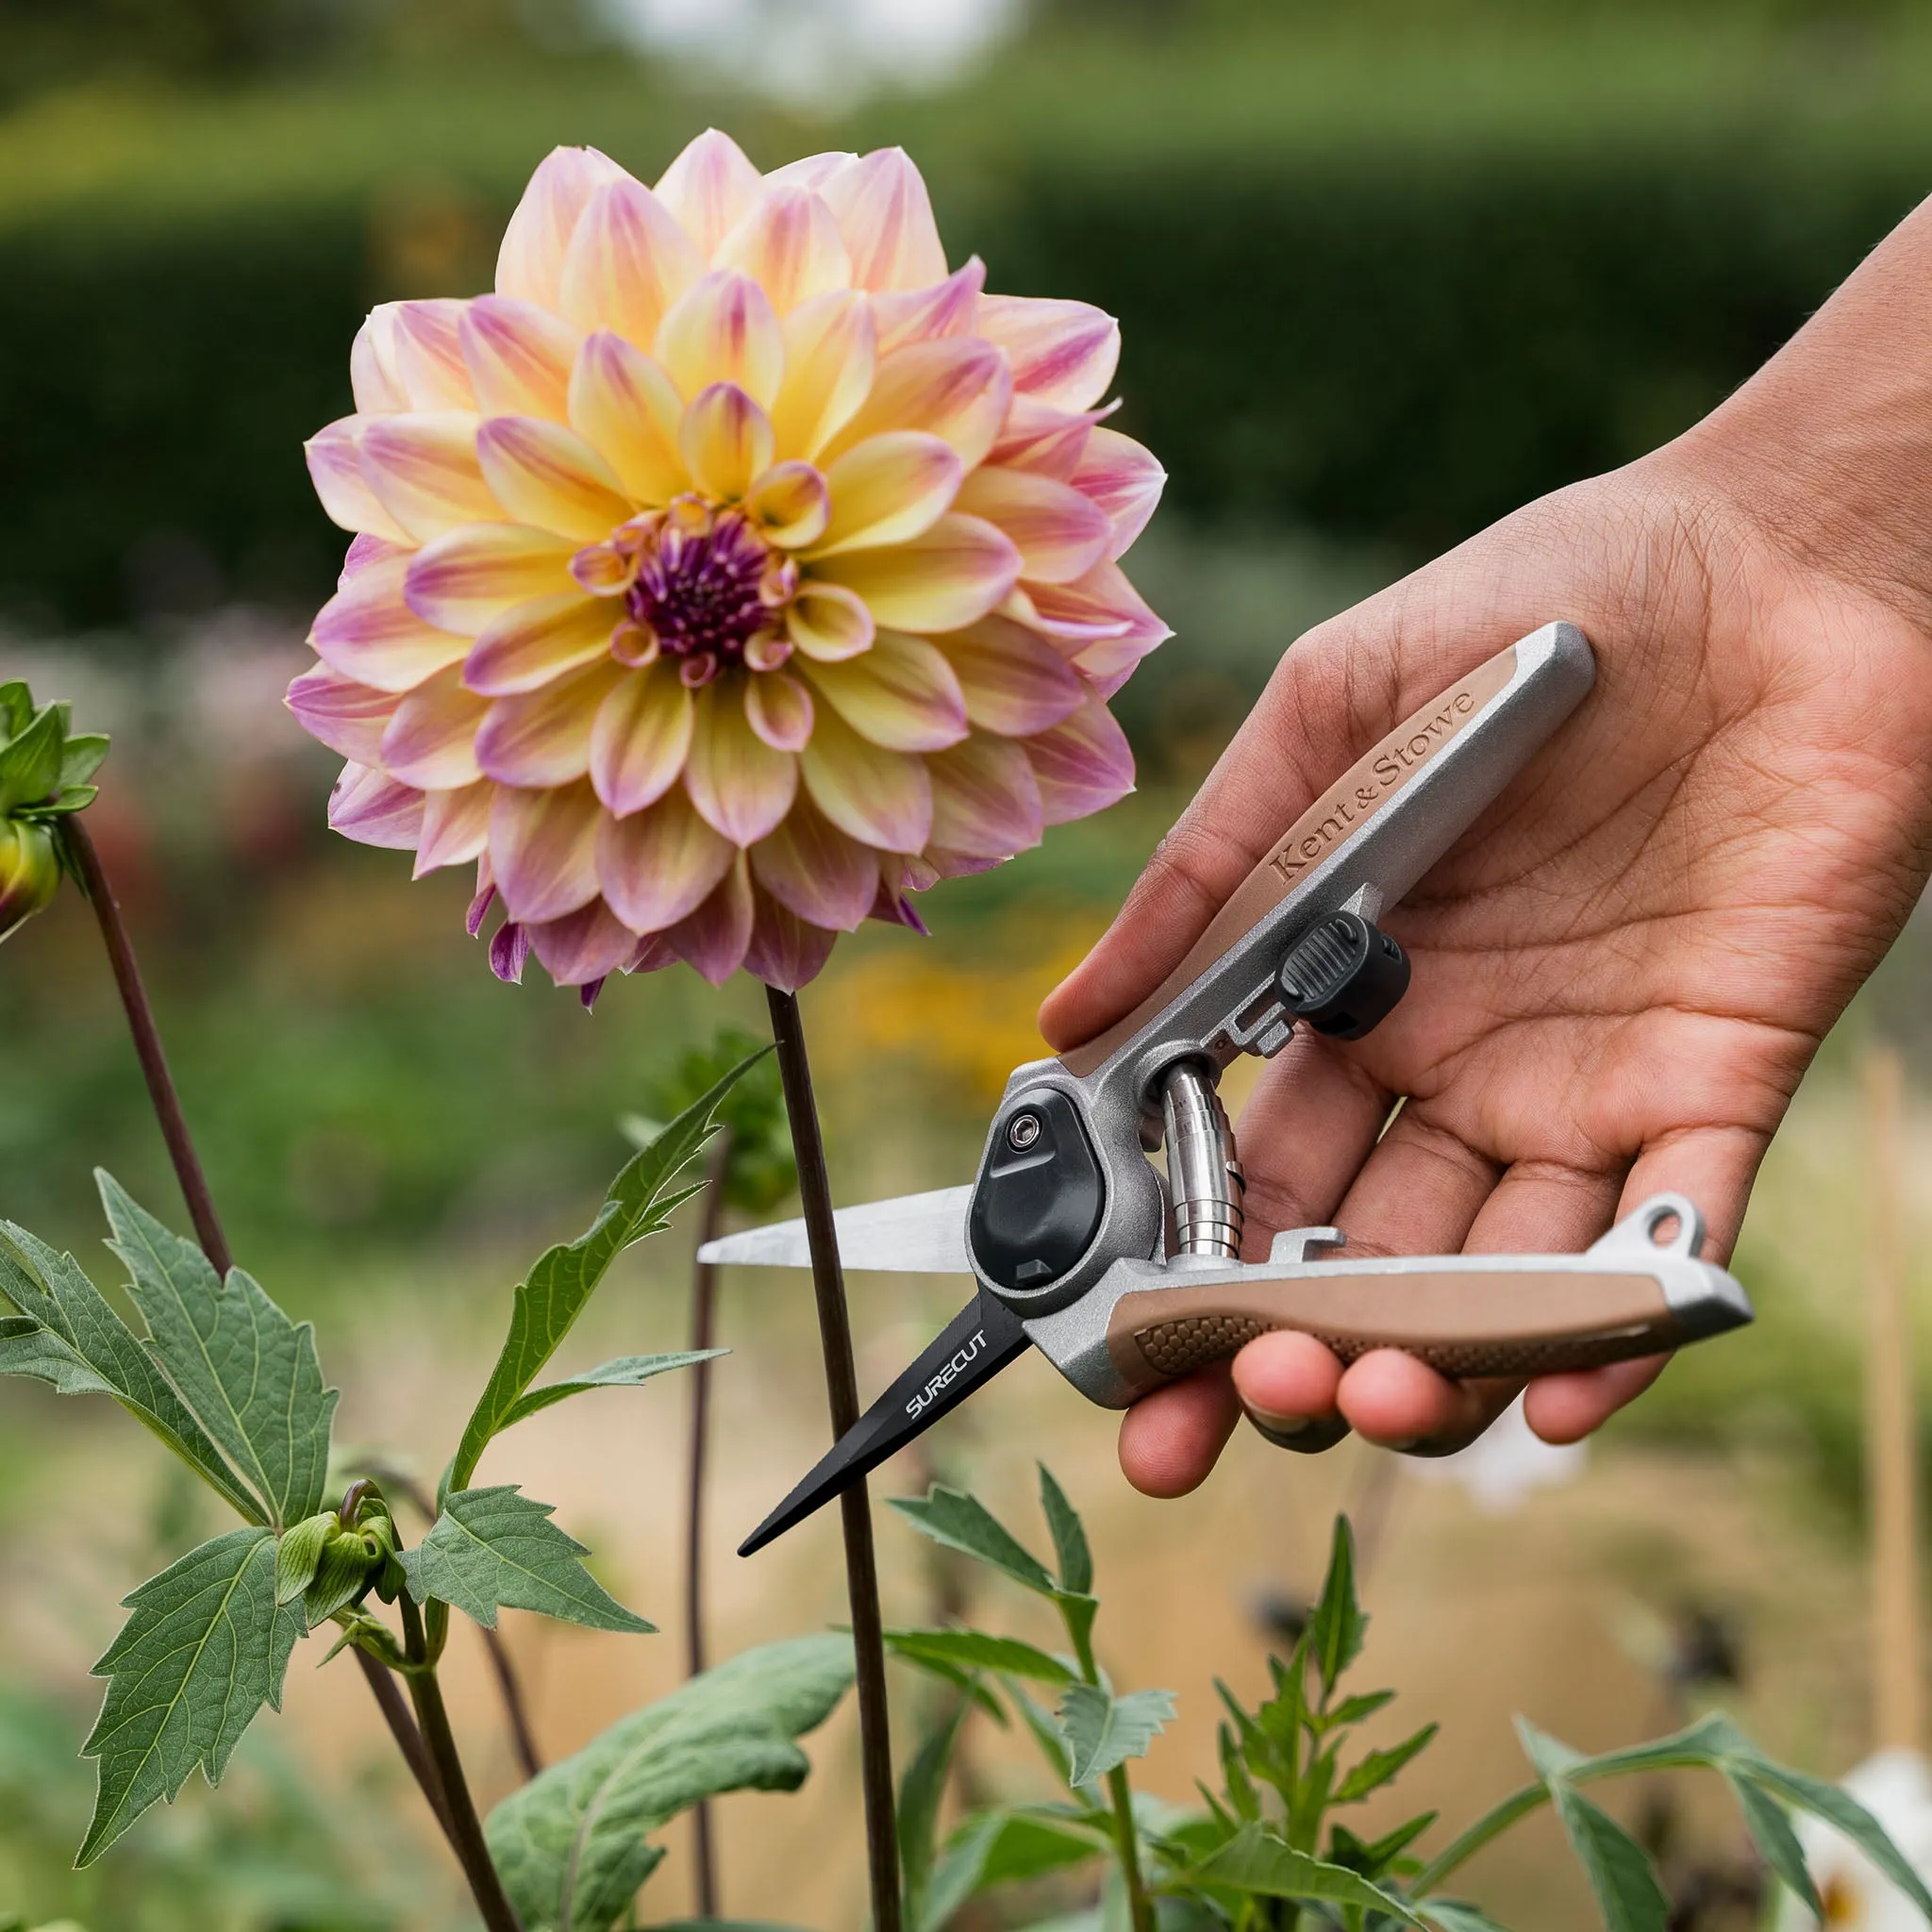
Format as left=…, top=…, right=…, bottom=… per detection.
left=1008, top=1112, right=1041, bottom=1151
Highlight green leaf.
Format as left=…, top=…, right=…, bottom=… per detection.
left=100, top=1174, right=337, bottom=1529
left=1725, top=1772, right=1822, bottom=1917
left=1308, top=1516, right=1367, bottom=1696
left=1330, top=1810, right=1439, bottom=1878
left=487, top=1635, right=853, bottom=1932
left=900, top=1695, right=973, bottom=1930
left=1056, top=1683, right=1175, bottom=1787
left=498, top=1351, right=723, bottom=1431
left=922, top=1807, right=1108, bottom=1930
left=1329, top=1689, right=1398, bottom=1727
left=448, top=1058, right=757, bottom=1499
left=275, top=1513, right=334, bottom=1606
left=0, top=678, right=31, bottom=739
left=1736, top=1756, right=1932, bottom=1917
left=1038, top=1465, right=1092, bottom=1597
left=0, top=1223, right=260, bottom=1522
left=1544, top=1783, right=1667, bottom=1932
left=1420, top=1903, right=1515, bottom=1931
left=1335, top=1723, right=1439, bottom=1802
left=1514, top=1716, right=1586, bottom=1781
left=0, top=704, right=64, bottom=813
left=58, top=733, right=109, bottom=791
left=1191, top=1824, right=1425, bottom=1925
left=1546, top=1710, right=1743, bottom=1782
left=400, top=1487, right=651, bottom=1634
left=891, top=1486, right=1056, bottom=1595
left=80, top=1527, right=305, bottom=1864
left=886, top=1627, right=1074, bottom=1687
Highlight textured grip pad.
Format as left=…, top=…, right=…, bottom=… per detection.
left=1107, top=1267, right=1683, bottom=1391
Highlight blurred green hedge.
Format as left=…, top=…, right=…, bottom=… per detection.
left=1, top=131, right=1925, bottom=625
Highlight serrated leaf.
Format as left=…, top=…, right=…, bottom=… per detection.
left=1056, top=1683, right=1175, bottom=1787
left=1736, top=1755, right=1932, bottom=1917
left=100, top=1174, right=336, bottom=1528
left=1191, top=1823, right=1425, bottom=1924
left=498, top=1350, right=722, bottom=1431
left=275, top=1513, right=334, bottom=1606
left=1420, top=1902, right=1515, bottom=1931
left=1545, top=1783, right=1667, bottom=1932
left=447, top=1059, right=757, bottom=1499
left=886, top=1627, right=1074, bottom=1687
left=487, top=1635, right=853, bottom=1932
left=0, top=1224, right=259, bottom=1521
left=891, top=1486, right=1056, bottom=1595
left=80, top=1527, right=304, bottom=1864
left=1309, top=1516, right=1366, bottom=1695
left=1724, top=1772, right=1821, bottom=1916
left=400, top=1487, right=651, bottom=1634
left=1039, top=1465, right=1092, bottom=1596
left=1514, top=1716, right=1587, bottom=1781
left=1331, top=1809, right=1438, bottom=1878
left=1335, top=1722, right=1439, bottom=1802
left=900, top=1695, right=972, bottom=1929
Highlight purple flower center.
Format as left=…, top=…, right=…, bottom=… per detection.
left=625, top=509, right=776, bottom=688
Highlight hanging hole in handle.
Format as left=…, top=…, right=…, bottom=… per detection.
left=1635, top=1193, right=1703, bottom=1258
left=1647, top=1208, right=1682, bottom=1248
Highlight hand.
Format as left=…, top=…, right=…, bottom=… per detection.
left=1040, top=220, right=1932, bottom=1491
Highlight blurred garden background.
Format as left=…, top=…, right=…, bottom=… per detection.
left=8, top=0, right=1932, bottom=1924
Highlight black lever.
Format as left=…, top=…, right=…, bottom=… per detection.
left=1277, top=911, right=1410, bottom=1040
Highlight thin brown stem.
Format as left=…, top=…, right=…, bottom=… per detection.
left=685, top=1129, right=731, bottom=1921
left=63, top=816, right=232, bottom=1275
left=353, top=1645, right=458, bottom=1846
left=400, top=1594, right=525, bottom=1932
left=764, top=986, right=901, bottom=1932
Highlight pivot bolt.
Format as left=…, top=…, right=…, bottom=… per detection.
left=1007, top=1111, right=1041, bottom=1151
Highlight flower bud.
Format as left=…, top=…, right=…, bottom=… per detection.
left=0, top=818, right=59, bottom=943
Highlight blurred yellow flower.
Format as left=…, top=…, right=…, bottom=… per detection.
left=291, top=132, right=1168, bottom=999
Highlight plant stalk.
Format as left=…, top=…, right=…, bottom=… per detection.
left=65, top=813, right=496, bottom=1874
left=764, top=986, right=901, bottom=1932
left=400, top=1593, right=526, bottom=1932
left=1066, top=1603, right=1152, bottom=1932
left=65, top=816, right=232, bottom=1274
left=685, top=1129, right=731, bottom=1922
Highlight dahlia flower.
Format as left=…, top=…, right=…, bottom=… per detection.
left=0, top=683, right=106, bottom=943
left=291, top=132, right=1167, bottom=995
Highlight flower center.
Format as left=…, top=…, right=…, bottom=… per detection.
left=611, top=502, right=795, bottom=688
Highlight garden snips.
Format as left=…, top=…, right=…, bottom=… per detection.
left=708, top=623, right=1754, bottom=1556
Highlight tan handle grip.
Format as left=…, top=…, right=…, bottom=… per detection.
left=1105, top=1264, right=1689, bottom=1393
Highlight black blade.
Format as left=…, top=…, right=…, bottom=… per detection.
left=738, top=1289, right=1032, bottom=1557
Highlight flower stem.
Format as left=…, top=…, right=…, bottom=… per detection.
left=685, top=1129, right=731, bottom=1922
left=64, top=816, right=231, bottom=1274
left=1064, top=1605, right=1153, bottom=1932
left=352, top=1644, right=458, bottom=1846
left=764, top=986, right=901, bottom=1932
left=400, top=1593, right=526, bottom=1932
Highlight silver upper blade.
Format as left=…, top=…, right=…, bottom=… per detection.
left=698, top=1184, right=974, bottom=1273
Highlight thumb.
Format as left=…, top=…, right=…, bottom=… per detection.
left=1038, top=591, right=1509, bottom=1054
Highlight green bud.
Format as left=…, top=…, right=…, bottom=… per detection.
left=275, top=1512, right=336, bottom=1607
left=0, top=818, right=60, bottom=943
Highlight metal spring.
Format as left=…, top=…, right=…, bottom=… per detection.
left=1159, top=1061, right=1245, bottom=1259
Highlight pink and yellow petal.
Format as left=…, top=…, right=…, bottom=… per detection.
left=989, top=394, right=1106, bottom=481
left=497, top=145, right=631, bottom=309
left=763, top=151, right=858, bottom=192
left=464, top=591, right=614, bottom=696
left=597, top=786, right=733, bottom=929
left=527, top=896, right=641, bottom=987
left=286, top=666, right=398, bottom=764
left=307, top=418, right=411, bottom=541
left=591, top=658, right=694, bottom=815
left=381, top=665, right=490, bottom=789
left=812, top=432, right=962, bottom=556
left=678, top=384, right=775, bottom=502
left=828, top=337, right=1011, bottom=471
left=405, top=523, right=577, bottom=636
left=328, top=763, right=425, bottom=849
left=358, top=413, right=500, bottom=541
left=786, top=581, right=874, bottom=662
left=1025, top=696, right=1135, bottom=824
left=666, top=853, right=756, bottom=984
left=559, top=178, right=706, bottom=352
left=803, top=630, right=966, bottom=753
left=460, top=297, right=581, bottom=421
left=771, top=291, right=877, bottom=462
left=873, top=258, right=985, bottom=355
left=744, top=460, right=830, bottom=549
left=1012, top=557, right=1171, bottom=652
left=808, top=513, right=1020, bottom=634
left=416, top=781, right=493, bottom=874
left=749, top=795, right=878, bottom=930
left=925, top=732, right=1043, bottom=858
left=976, top=294, right=1120, bottom=411
left=475, top=661, right=618, bottom=787
left=1072, top=427, right=1166, bottom=558
left=655, top=271, right=784, bottom=410
left=655, top=128, right=764, bottom=259
left=476, top=416, right=634, bottom=541
left=350, top=315, right=408, bottom=415
left=568, top=333, right=690, bottom=505
left=489, top=780, right=604, bottom=923
left=953, top=466, right=1113, bottom=585
left=817, top=148, right=947, bottom=292
left=311, top=549, right=471, bottom=692
left=684, top=677, right=798, bottom=844
left=743, top=888, right=837, bottom=992
left=800, top=706, right=932, bottom=851
left=743, top=669, right=814, bottom=751
left=716, top=188, right=851, bottom=313
left=385, top=300, right=477, bottom=410
left=936, top=614, right=1086, bottom=736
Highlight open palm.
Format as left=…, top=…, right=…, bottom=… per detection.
left=1040, top=451, right=1932, bottom=1490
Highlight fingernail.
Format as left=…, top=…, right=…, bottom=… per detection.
left=1245, top=1405, right=1311, bottom=1436
left=1383, top=1437, right=1421, bottom=1454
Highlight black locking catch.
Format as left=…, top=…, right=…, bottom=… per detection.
left=1277, top=910, right=1410, bottom=1040
left=968, top=1088, right=1106, bottom=1293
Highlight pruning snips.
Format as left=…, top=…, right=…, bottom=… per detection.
left=707, top=624, right=1753, bottom=1556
